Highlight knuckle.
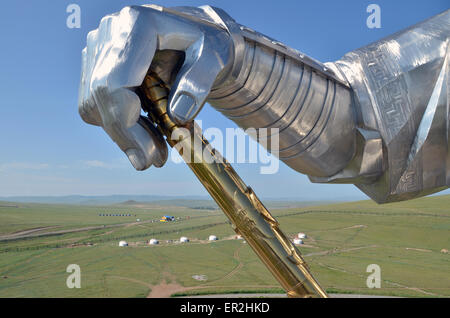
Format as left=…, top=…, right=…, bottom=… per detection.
left=98, top=13, right=117, bottom=34
left=99, top=13, right=116, bottom=25
left=79, top=97, right=94, bottom=112
left=79, top=100, right=101, bottom=125
left=86, top=29, right=98, bottom=46
left=125, top=5, right=149, bottom=15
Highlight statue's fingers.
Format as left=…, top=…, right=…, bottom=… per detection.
left=78, top=46, right=102, bottom=126
left=95, top=87, right=168, bottom=170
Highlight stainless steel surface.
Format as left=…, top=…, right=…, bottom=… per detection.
left=330, top=11, right=450, bottom=202
left=207, top=8, right=449, bottom=203
left=79, top=5, right=450, bottom=203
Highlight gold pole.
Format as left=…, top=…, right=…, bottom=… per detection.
left=140, top=72, right=327, bottom=298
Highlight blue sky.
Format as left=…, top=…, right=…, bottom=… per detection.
left=0, top=0, right=448, bottom=200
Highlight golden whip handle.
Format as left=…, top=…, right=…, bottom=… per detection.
left=139, top=72, right=327, bottom=298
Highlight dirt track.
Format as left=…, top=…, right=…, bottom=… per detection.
left=0, top=220, right=152, bottom=242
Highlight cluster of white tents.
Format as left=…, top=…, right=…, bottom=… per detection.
left=149, top=238, right=159, bottom=245
left=293, top=232, right=307, bottom=245
left=119, top=234, right=221, bottom=247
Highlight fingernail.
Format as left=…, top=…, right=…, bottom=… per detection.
left=169, top=94, right=197, bottom=124
left=126, top=148, right=146, bottom=171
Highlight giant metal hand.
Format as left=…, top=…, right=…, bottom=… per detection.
left=79, top=5, right=449, bottom=203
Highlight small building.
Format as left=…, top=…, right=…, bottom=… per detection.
left=208, top=235, right=218, bottom=241
left=297, top=233, right=307, bottom=239
left=293, top=238, right=303, bottom=245
left=149, top=239, right=159, bottom=245
left=118, top=240, right=128, bottom=247
left=161, top=215, right=175, bottom=222
left=192, top=275, right=207, bottom=281
left=180, top=236, right=189, bottom=243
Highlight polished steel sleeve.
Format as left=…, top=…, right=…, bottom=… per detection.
left=207, top=37, right=356, bottom=178
left=141, top=72, right=328, bottom=298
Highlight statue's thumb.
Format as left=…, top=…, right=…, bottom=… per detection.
left=167, top=37, right=229, bottom=125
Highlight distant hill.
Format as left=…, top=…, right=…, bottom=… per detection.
left=115, top=199, right=329, bottom=209
left=0, top=195, right=337, bottom=209
left=0, top=195, right=210, bottom=205
left=121, top=200, right=140, bottom=205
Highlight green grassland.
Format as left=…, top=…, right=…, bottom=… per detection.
left=0, top=195, right=449, bottom=297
